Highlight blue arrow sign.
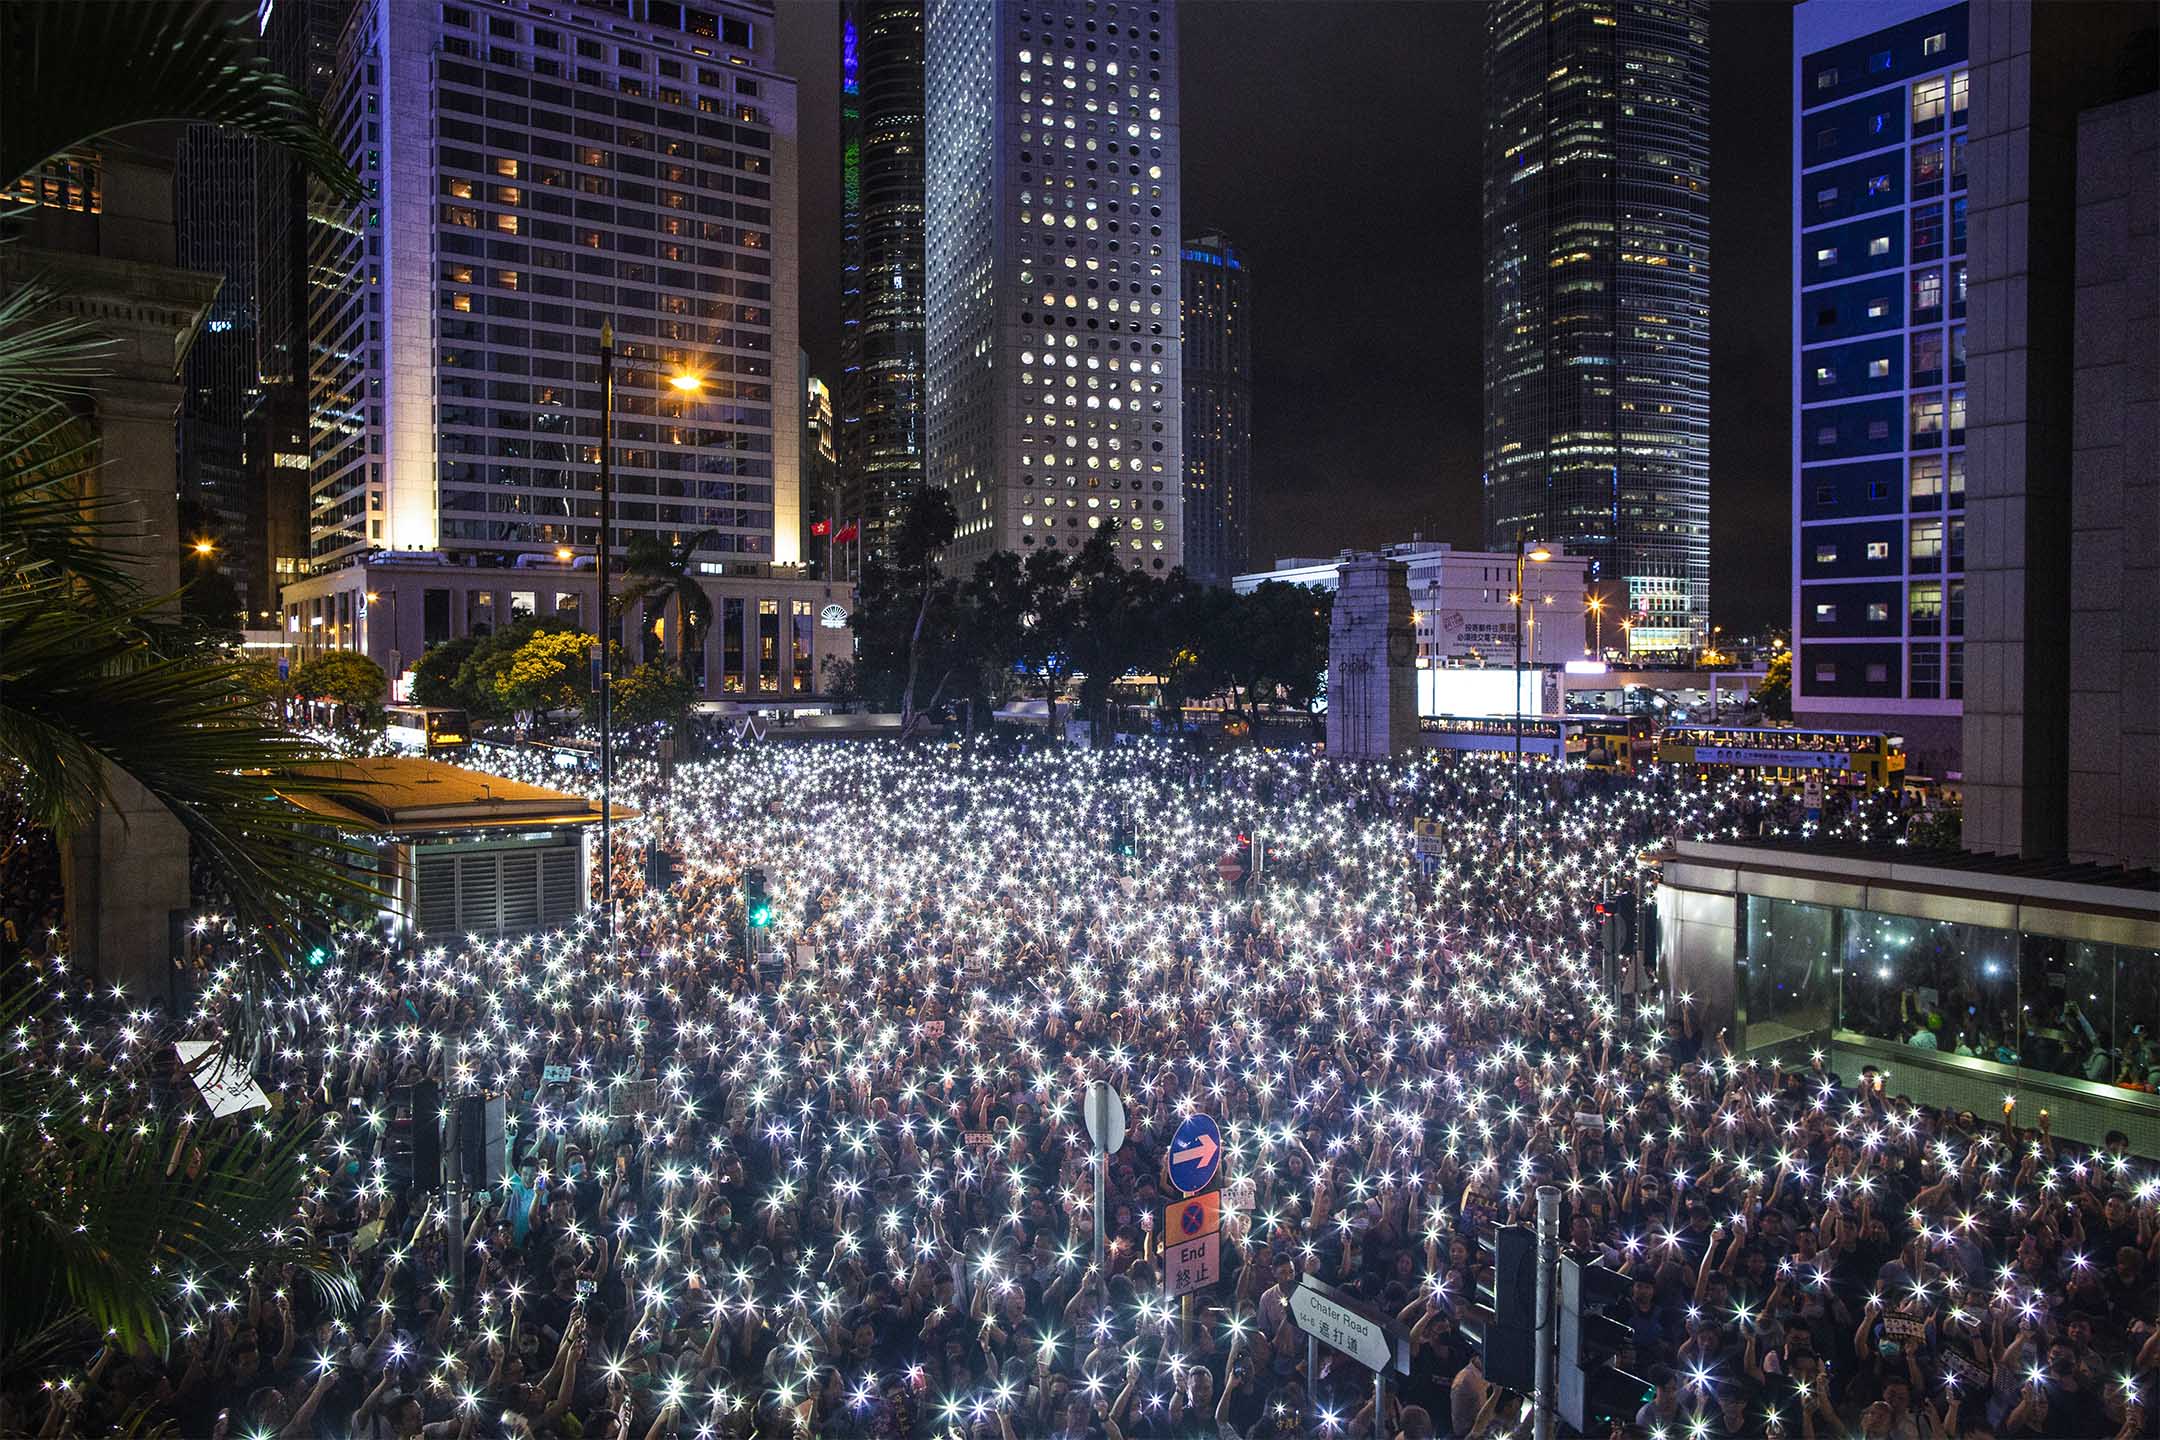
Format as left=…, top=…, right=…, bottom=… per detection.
left=1168, top=1112, right=1222, bottom=1195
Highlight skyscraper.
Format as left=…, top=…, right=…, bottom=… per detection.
left=1482, top=0, right=1710, bottom=655
left=1789, top=1, right=1969, bottom=771
left=923, top=0, right=1182, bottom=574
left=1179, top=229, right=1249, bottom=587
left=837, top=0, right=926, bottom=572
left=308, top=0, right=800, bottom=570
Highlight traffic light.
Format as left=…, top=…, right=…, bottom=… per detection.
left=1474, top=1225, right=1536, bottom=1392
left=1558, top=1253, right=1653, bottom=1434
left=743, top=868, right=773, bottom=929
left=1595, top=890, right=1636, bottom=963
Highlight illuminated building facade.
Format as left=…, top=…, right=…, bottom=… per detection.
left=924, top=0, right=1182, bottom=573
left=309, top=0, right=801, bottom=571
left=1179, top=228, right=1249, bottom=588
left=1790, top=0, right=1969, bottom=764
left=1481, top=0, right=1710, bottom=655
left=837, top=0, right=927, bottom=573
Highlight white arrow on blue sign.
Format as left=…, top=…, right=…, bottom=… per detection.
left=1167, top=1112, right=1222, bottom=1194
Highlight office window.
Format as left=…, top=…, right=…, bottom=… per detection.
left=1947, top=452, right=1966, bottom=500
left=1910, top=580, right=1944, bottom=625
left=1911, top=518, right=1944, bottom=561
left=1867, top=295, right=1890, bottom=319
left=1867, top=601, right=1890, bottom=622
left=1912, top=395, right=1944, bottom=439
left=1923, top=31, right=1947, bottom=56
left=1866, top=662, right=1890, bottom=683
left=1951, top=70, right=1969, bottom=121
left=1948, top=581, right=1965, bottom=633
left=1867, top=173, right=1891, bottom=196
left=1948, top=390, right=1966, bottom=442
left=1816, top=185, right=1840, bottom=209
left=1814, top=661, right=1838, bottom=684
left=1814, top=482, right=1837, bottom=505
left=1866, top=541, right=1891, bottom=560
left=721, top=596, right=744, bottom=692
left=1815, top=245, right=1838, bottom=265
left=790, top=600, right=813, bottom=693
left=1913, top=268, right=1943, bottom=318
left=1814, top=365, right=1836, bottom=387
left=1816, top=66, right=1839, bottom=90
left=1949, top=516, right=1965, bottom=568
left=1816, top=424, right=1839, bottom=447
left=1913, top=142, right=1945, bottom=189
left=1814, top=602, right=1839, bottom=623
left=1913, top=206, right=1944, bottom=257
left=1867, top=419, right=1892, bottom=441
left=1911, top=455, right=1944, bottom=499
left=1913, top=76, right=1947, bottom=125
left=1868, top=357, right=1890, bottom=379
left=1868, top=478, right=1894, bottom=500
left=1868, top=234, right=1891, bottom=257
left=1947, top=642, right=1964, bottom=699
left=757, top=598, right=780, bottom=691
left=1911, top=644, right=1941, bottom=699
left=1912, top=330, right=1944, bottom=383
left=1815, top=544, right=1839, bottom=564
left=1869, top=49, right=1892, bottom=73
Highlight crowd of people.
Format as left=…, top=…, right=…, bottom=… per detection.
left=6, top=740, right=2155, bottom=1440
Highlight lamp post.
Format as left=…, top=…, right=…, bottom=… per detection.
left=1512, top=531, right=1551, bottom=868
left=1587, top=593, right=1604, bottom=657
left=596, top=323, right=617, bottom=940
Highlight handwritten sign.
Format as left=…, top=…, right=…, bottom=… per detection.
left=542, top=1064, right=573, bottom=1084
left=173, top=1040, right=269, bottom=1118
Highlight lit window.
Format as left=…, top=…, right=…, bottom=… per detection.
left=1866, top=541, right=1890, bottom=560
left=1815, top=544, right=1839, bottom=563
left=1923, top=32, right=1947, bottom=56
left=1868, top=49, right=1892, bottom=73
left=1814, top=603, right=1839, bottom=622
left=1913, top=77, right=1946, bottom=124
left=1814, top=662, right=1838, bottom=684
left=1814, top=365, right=1836, bottom=387
left=1868, top=358, right=1890, bottom=379
left=1815, top=245, right=1838, bottom=264
left=1911, top=519, right=1944, bottom=560
left=1867, top=296, right=1890, bottom=319
left=1866, top=662, right=1890, bottom=684
left=1816, top=66, right=1839, bottom=90
left=1868, top=234, right=1891, bottom=257
left=1867, top=173, right=1891, bottom=196
left=1867, top=602, right=1890, bottom=622
left=1910, top=456, right=1944, bottom=498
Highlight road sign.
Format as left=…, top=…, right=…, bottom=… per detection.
left=1084, top=1081, right=1127, bottom=1154
left=1168, top=1112, right=1222, bottom=1194
left=1288, top=1275, right=1405, bottom=1375
left=1163, top=1189, right=1220, bottom=1245
left=1165, top=1231, right=1220, bottom=1298
left=1216, top=853, right=1246, bottom=885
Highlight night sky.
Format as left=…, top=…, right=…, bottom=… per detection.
left=776, top=1, right=1795, bottom=634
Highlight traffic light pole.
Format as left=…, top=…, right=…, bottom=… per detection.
left=1534, top=1185, right=1559, bottom=1440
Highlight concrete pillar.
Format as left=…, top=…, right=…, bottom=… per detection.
left=1326, top=554, right=1420, bottom=761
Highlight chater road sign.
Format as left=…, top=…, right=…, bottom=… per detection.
left=1287, top=1275, right=1406, bottom=1376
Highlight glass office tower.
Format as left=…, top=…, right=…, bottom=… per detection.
left=1482, top=0, right=1710, bottom=655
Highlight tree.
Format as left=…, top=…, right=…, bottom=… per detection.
left=453, top=614, right=582, bottom=721
left=1756, top=649, right=1792, bottom=721
left=409, top=634, right=479, bottom=709
left=1062, top=524, right=1161, bottom=742
left=289, top=651, right=387, bottom=725
left=1213, top=581, right=1332, bottom=728
left=617, top=529, right=717, bottom=676
left=0, top=2, right=372, bottom=1370
left=848, top=487, right=959, bottom=735
left=495, top=627, right=591, bottom=727
left=608, top=659, right=694, bottom=730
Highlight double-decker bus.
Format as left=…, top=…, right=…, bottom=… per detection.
left=383, top=705, right=471, bottom=757
left=1655, top=724, right=1905, bottom=789
left=1417, top=713, right=1656, bottom=773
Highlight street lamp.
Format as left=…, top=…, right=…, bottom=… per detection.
left=1587, top=594, right=1604, bottom=657
left=1512, top=532, right=1550, bottom=868
left=192, top=538, right=216, bottom=558
left=595, top=323, right=619, bottom=940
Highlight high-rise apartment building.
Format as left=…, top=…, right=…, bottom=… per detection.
left=1789, top=0, right=1970, bottom=771
left=309, top=0, right=800, bottom=571
left=923, top=0, right=1182, bottom=574
left=1179, top=229, right=1249, bottom=588
left=1482, top=0, right=1710, bottom=656
left=837, top=0, right=926, bottom=571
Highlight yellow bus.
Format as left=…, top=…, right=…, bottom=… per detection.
left=1418, top=713, right=1656, bottom=774
left=1655, top=724, right=1905, bottom=789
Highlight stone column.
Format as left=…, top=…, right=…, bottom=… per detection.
left=1326, top=555, right=1419, bottom=761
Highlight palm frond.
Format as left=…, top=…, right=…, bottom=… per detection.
left=0, top=1016, right=351, bottom=1359
left=0, top=281, right=116, bottom=423
left=1, top=408, right=140, bottom=601
left=1, top=2, right=362, bottom=203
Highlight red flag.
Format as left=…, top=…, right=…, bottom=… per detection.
left=810, top=520, right=831, bottom=537
left=833, top=522, right=859, bottom=544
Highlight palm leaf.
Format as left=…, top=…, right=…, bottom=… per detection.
left=0, top=987, right=356, bottom=1363
left=1, top=2, right=362, bottom=203
left=0, top=281, right=116, bottom=423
